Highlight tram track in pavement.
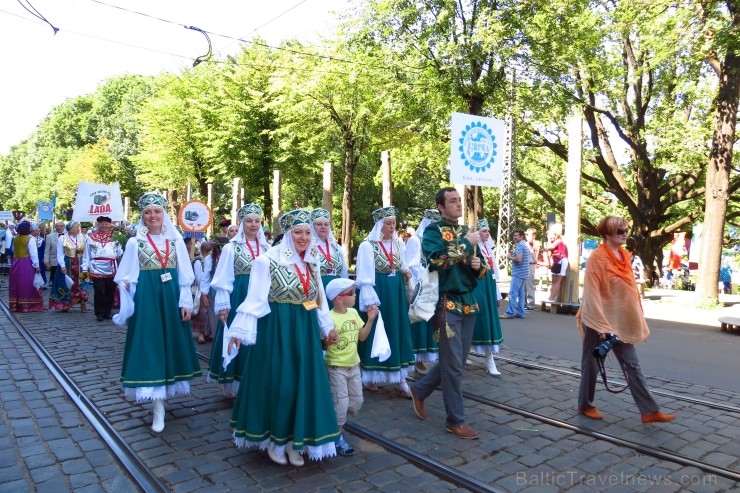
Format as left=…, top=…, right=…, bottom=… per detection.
left=198, top=346, right=740, bottom=485
left=474, top=352, right=740, bottom=415
left=448, top=354, right=740, bottom=482
left=4, top=285, right=736, bottom=492
left=0, top=298, right=168, bottom=493
left=192, top=350, right=503, bottom=493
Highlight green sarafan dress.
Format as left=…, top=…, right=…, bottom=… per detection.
left=229, top=255, right=339, bottom=460
left=356, top=239, right=415, bottom=384
left=119, top=237, right=202, bottom=401
left=315, top=239, right=347, bottom=309
left=472, top=271, right=504, bottom=352
left=208, top=240, right=265, bottom=391
left=405, top=235, right=439, bottom=363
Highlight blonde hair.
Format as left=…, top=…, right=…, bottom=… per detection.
left=596, top=216, right=628, bottom=239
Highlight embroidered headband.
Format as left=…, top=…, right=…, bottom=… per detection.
left=371, top=206, right=398, bottom=223
left=310, top=208, right=331, bottom=222
left=423, top=209, right=441, bottom=222
left=279, top=209, right=312, bottom=232
left=477, top=219, right=490, bottom=231
left=137, top=192, right=168, bottom=210
left=238, top=203, right=262, bottom=222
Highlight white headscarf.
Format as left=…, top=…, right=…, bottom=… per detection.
left=232, top=213, right=268, bottom=247
left=269, top=209, right=321, bottom=268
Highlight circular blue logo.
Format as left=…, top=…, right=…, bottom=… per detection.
left=458, top=122, right=497, bottom=173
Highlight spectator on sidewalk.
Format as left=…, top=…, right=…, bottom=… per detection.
left=525, top=228, right=540, bottom=310
left=720, top=261, right=733, bottom=295
left=501, top=230, right=530, bottom=319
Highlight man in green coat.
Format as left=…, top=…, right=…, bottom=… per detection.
left=410, top=187, right=488, bottom=439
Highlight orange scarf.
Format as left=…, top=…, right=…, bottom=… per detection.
left=576, top=243, right=649, bottom=344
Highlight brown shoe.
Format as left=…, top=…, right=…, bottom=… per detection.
left=579, top=407, right=603, bottom=420
left=499, top=314, right=513, bottom=319
left=445, top=423, right=479, bottom=439
left=410, top=387, right=426, bottom=420
left=641, top=411, right=676, bottom=424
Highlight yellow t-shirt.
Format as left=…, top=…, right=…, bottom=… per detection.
left=326, top=308, right=364, bottom=367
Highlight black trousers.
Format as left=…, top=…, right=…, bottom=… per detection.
left=92, top=277, right=116, bottom=317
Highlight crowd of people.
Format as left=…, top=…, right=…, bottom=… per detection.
left=0, top=189, right=680, bottom=467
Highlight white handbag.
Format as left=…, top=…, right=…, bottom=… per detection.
left=408, top=268, right=439, bottom=323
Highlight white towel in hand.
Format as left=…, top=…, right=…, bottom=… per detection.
left=370, top=312, right=391, bottom=362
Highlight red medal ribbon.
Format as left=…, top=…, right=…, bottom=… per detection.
left=146, top=234, right=170, bottom=270
left=379, top=241, right=394, bottom=270
left=317, top=240, right=332, bottom=266
left=481, top=244, right=494, bottom=270
left=293, top=263, right=311, bottom=298
left=245, top=239, right=260, bottom=259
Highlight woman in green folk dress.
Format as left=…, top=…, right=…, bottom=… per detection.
left=207, top=203, right=269, bottom=398
left=226, top=209, right=339, bottom=466
left=114, top=193, right=202, bottom=433
left=472, top=219, right=503, bottom=376
left=356, top=206, right=415, bottom=397
left=310, top=208, right=348, bottom=290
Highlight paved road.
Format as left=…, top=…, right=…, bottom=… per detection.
left=498, top=286, right=739, bottom=393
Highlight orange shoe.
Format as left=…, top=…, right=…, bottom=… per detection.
left=641, top=411, right=676, bottom=424
left=579, top=407, right=603, bottom=420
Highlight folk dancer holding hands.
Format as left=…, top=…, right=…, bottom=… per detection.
left=226, top=209, right=340, bottom=466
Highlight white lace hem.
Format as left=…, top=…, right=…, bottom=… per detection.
left=361, top=367, right=410, bottom=385
left=124, top=381, right=191, bottom=402
left=205, top=377, right=240, bottom=394
left=474, top=344, right=500, bottom=354
left=233, top=436, right=337, bottom=461
left=415, top=352, right=439, bottom=363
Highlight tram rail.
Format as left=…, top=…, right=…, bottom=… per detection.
left=3, top=290, right=737, bottom=492
left=0, top=298, right=166, bottom=493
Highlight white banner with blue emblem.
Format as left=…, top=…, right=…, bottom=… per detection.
left=449, top=112, right=504, bottom=187
left=72, top=182, right=125, bottom=222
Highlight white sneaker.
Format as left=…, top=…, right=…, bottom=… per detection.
left=286, top=441, right=304, bottom=466
left=486, top=354, right=501, bottom=376
left=151, top=400, right=165, bottom=432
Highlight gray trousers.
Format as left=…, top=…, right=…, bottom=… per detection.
left=413, top=310, right=476, bottom=427
left=578, top=325, right=659, bottom=414
left=525, top=263, right=536, bottom=307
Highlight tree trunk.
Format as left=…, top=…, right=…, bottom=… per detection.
left=696, top=45, right=740, bottom=303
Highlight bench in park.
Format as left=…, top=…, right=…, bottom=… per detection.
left=718, top=316, right=740, bottom=333
left=540, top=300, right=580, bottom=315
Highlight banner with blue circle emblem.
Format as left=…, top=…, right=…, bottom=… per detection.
left=449, top=112, right=504, bottom=187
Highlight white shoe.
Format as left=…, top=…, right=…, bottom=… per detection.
left=286, top=442, right=304, bottom=466
left=486, top=354, right=501, bottom=376
left=396, top=381, right=413, bottom=399
left=267, top=443, right=287, bottom=465
left=465, top=358, right=472, bottom=365
left=151, top=400, right=165, bottom=432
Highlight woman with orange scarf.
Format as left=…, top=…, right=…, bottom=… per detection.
left=576, top=216, right=676, bottom=424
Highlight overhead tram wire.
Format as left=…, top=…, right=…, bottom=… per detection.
left=16, top=0, right=58, bottom=34
left=215, top=0, right=311, bottom=56
left=87, top=0, right=424, bottom=72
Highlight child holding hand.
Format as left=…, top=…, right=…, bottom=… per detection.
left=324, top=278, right=378, bottom=456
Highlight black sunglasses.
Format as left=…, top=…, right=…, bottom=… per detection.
left=615, top=228, right=628, bottom=235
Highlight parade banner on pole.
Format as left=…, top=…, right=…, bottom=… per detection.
left=37, top=202, right=54, bottom=221
left=177, top=200, right=213, bottom=239
left=449, top=112, right=505, bottom=187
left=0, top=211, right=13, bottom=221
left=72, top=182, right=125, bottom=221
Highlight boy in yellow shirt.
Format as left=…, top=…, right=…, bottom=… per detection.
left=324, top=278, right=378, bottom=456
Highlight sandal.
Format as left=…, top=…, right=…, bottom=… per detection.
left=197, top=335, right=206, bottom=344
left=336, top=435, right=355, bottom=456
left=363, top=383, right=381, bottom=392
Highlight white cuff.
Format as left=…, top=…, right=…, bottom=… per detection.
left=227, top=312, right=258, bottom=346
left=178, top=285, right=194, bottom=309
